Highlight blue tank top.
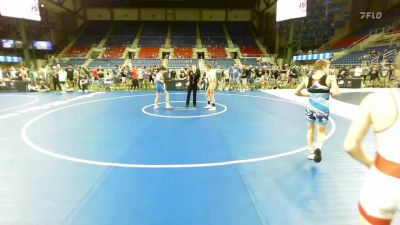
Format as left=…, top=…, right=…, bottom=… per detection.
left=307, top=73, right=330, bottom=113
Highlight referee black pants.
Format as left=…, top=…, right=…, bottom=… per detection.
left=186, top=84, right=197, bottom=107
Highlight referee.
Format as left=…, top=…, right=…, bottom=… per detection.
left=186, top=65, right=201, bottom=108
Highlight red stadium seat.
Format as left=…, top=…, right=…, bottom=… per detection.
left=174, top=48, right=193, bottom=58
left=103, top=47, right=126, bottom=58
left=207, top=47, right=227, bottom=58
left=66, top=47, right=90, bottom=57
left=330, top=36, right=365, bottom=49
left=139, top=47, right=160, bottom=58
left=240, top=47, right=263, bottom=57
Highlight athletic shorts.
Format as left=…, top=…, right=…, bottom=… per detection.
left=371, top=74, right=380, bottom=81
left=359, top=167, right=400, bottom=224
left=305, top=107, right=329, bottom=126
left=207, top=85, right=216, bottom=93
left=235, top=78, right=240, bottom=84
left=156, top=81, right=165, bottom=93
left=241, top=78, right=247, bottom=85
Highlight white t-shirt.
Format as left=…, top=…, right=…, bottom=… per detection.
left=58, top=70, right=67, bottom=82
left=138, top=69, right=143, bottom=79
left=354, top=67, right=362, bottom=77
left=207, top=69, right=217, bottom=87
left=10, top=70, right=17, bottom=78
left=207, top=69, right=217, bottom=81
left=156, top=72, right=164, bottom=83
left=224, top=69, right=230, bottom=79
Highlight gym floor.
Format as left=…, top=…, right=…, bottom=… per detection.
left=0, top=89, right=398, bottom=225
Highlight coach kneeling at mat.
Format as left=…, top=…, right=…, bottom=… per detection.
left=186, top=65, right=201, bottom=107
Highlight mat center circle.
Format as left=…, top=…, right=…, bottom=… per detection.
left=142, top=100, right=228, bottom=119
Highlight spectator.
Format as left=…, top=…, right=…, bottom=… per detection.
left=354, top=66, right=362, bottom=78
left=369, top=65, right=380, bottom=87
left=130, top=67, right=139, bottom=91
left=361, top=64, right=370, bottom=84
left=52, top=66, right=61, bottom=91
left=66, top=64, right=75, bottom=89
left=380, top=64, right=389, bottom=87
left=58, top=67, right=67, bottom=93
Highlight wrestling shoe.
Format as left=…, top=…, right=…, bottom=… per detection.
left=314, top=148, right=322, bottom=163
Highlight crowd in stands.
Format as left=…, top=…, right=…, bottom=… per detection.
left=1, top=58, right=399, bottom=93
left=331, top=61, right=398, bottom=87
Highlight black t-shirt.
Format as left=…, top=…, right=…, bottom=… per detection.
left=240, top=69, right=248, bottom=78
left=255, top=68, right=261, bottom=78
left=245, top=69, right=252, bottom=78
left=273, top=70, right=280, bottom=79
left=66, top=68, right=74, bottom=79
left=370, top=70, right=379, bottom=76
left=170, top=70, right=176, bottom=79
left=290, top=68, right=299, bottom=78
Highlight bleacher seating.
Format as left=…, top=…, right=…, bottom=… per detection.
left=200, top=22, right=227, bottom=47
left=227, top=22, right=263, bottom=57
left=240, top=47, right=263, bottom=57
left=168, top=59, right=199, bottom=68
left=170, top=36, right=196, bottom=47
left=204, top=59, right=235, bottom=68
left=142, top=22, right=168, bottom=36
left=208, top=47, right=227, bottom=58
left=88, top=58, right=125, bottom=68
left=174, top=48, right=193, bottom=58
left=202, top=36, right=227, bottom=47
left=74, top=36, right=103, bottom=47
left=276, top=0, right=344, bottom=46
left=131, top=59, right=162, bottom=67
left=200, top=22, right=225, bottom=36
left=240, top=58, right=258, bottom=66
left=330, top=36, right=365, bottom=49
left=66, top=47, right=90, bottom=57
left=330, top=7, right=400, bottom=49
left=57, top=58, right=87, bottom=68
left=231, top=36, right=258, bottom=47
left=102, top=23, right=139, bottom=58
left=139, top=47, right=160, bottom=58
left=240, top=58, right=271, bottom=67
left=105, top=36, right=133, bottom=47
left=103, top=47, right=126, bottom=58
left=139, top=36, right=166, bottom=47
left=139, top=22, right=168, bottom=47
left=227, top=22, right=252, bottom=36
left=332, top=45, right=398, bottom=66
left=66, top=36, right=102, bottom=56
left=170, top=22, right=196, bottom=47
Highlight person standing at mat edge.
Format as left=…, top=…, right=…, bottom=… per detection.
left=344, top=53, right=400, bottom=225
left=204, top=64, right=217, bottom=111
left=186, top=65, right=201, bottom=108
left=154, top=66, right=172, bottom=110
left=295, top=59, right=340, bottom=163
